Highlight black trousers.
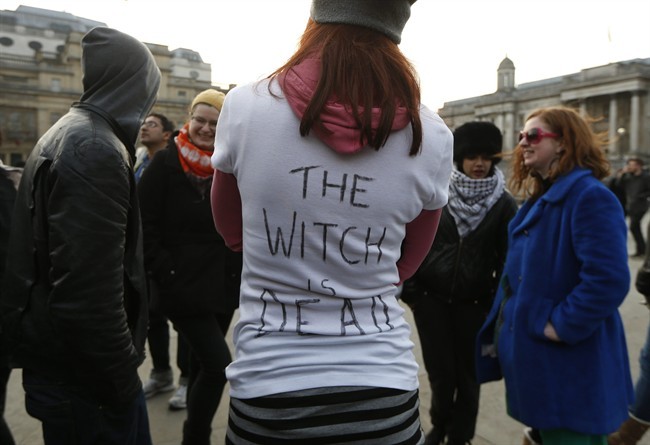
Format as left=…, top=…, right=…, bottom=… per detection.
left=629, top=210, right=647, bottom=255
left=147, top=279, right=189, bottom=377
left=170, top=311, right=233, bottom=445
left=22, top=369, right=151, bottom=445
left=148, top=305, right=190, bottom=378
left=410, top=296, right=487, bottom=443
left=0, top=365, right=15, bottom=445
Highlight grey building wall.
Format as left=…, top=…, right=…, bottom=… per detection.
left=0, top=5, right=233, bottom=164
left=439, top=57, right=650, bottom=166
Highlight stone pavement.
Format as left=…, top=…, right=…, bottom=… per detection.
left=5, top=252, right=650, bottom=445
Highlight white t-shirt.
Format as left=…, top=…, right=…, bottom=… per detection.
left=212, top=79, right=453, bottom=399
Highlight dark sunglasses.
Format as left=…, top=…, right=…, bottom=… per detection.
left=518, top=127, right=559, bottom=145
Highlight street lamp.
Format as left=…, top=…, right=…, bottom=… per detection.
left=617, top=127, right=627, bottom=160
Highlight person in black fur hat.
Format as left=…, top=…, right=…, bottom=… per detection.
left=401, top=121, right=518, bottom=445
left=453, top=121, right=503, bottom=176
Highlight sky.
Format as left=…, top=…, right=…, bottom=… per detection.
left=4, top=0, right=650, bottom=110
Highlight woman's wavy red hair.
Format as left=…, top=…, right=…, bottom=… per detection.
left=509, top=106, right=610, bottom=200
left=269, top=19, right=423, bottom=156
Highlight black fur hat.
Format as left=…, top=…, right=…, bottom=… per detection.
left=453, top=121, right=503, bottom=164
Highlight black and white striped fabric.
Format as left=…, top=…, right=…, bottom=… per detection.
left=447, top=167, right=505, bottom=238
left=225, top=386, right=424, bottom=444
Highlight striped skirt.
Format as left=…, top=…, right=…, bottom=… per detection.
left=226, top=386, right=424, bottom=444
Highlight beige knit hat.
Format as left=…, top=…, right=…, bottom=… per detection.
left=190, top=89, right=225, bottom=112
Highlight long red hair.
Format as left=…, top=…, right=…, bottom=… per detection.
left=269, top=19, right=423, bottom=156
left=509, top=106, right=610, bottom=200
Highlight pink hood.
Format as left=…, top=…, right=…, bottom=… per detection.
left=280, top=58, right=410, bottom=154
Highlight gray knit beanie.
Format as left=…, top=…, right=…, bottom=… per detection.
left=310, top=0, right=416, bottom=44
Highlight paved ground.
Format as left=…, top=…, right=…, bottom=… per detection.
left=5, top=237, right=650, bottom=445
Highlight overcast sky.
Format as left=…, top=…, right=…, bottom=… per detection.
left=5, top=0, right=650, bottom=109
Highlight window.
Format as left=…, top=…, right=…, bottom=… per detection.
left=28, top=41, right=42, bottom=51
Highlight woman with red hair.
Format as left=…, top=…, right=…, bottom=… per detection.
left=211, top=1, right=453, bottom=443
left=477, top=106, right=633, bottom=445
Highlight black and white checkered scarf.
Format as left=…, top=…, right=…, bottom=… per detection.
left=447, top=167, right=506, bottom=238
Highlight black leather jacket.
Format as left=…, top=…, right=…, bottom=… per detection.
left=0, top=27, right=160, bottom=407
left=402, top=191, right=518, bottom=309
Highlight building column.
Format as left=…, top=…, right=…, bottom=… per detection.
left=630, top=91, right=640, bottom=152
left=609, top=95, right=618, bottom=155
left=505, top=112, right=515, bottom=150
left=580, top=100, right=587, bottom=116
left=495, top=114, right=504, bottom=133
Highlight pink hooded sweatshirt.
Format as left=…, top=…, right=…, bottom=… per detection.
left=211, top=58, right=441, bottom=284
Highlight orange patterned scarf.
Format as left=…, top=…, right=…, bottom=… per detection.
left=176, top=123, right=213, bottom=196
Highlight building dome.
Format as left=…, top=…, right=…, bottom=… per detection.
left=497, top=56, right=516, bottom=91
left=498, top=56, right=515, bottom=70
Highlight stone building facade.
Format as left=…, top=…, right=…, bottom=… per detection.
left=439, top=56, right=650, bottom=166
left=0, top=5, right=233, bottom=164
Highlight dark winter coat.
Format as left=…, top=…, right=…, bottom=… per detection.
left=0, top=27, right=160, bottom=407
left=138, top=139, right=241, bottom=319
left=0, top=169, right=17, bottom=286
left=636, top=222, right=650, bottom=302
left=615, top=171, right=650, bottom=216
left=401, top=191, right=517, bottom=310
left=0, top=167, right=19, bottom=367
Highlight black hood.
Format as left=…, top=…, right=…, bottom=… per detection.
left=79, top=27, right=161, bottom=148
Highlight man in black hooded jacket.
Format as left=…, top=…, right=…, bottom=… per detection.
left=0, top=27, right=160, bottom=444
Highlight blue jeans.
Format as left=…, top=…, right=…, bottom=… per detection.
left=631, top=321, right=650, bottom=422
left=22, top=369, right=152, bottom=445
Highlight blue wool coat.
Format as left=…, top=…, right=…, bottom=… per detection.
left=476, top=168, right=634, bottom=434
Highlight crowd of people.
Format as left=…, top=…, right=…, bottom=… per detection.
left=0, top=1, right=647, bottom=445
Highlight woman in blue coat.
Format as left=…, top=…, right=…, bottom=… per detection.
left=476, top=106, right=633, bottom=444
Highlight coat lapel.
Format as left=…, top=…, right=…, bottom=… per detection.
left=510, top=168, right=591, bottom=236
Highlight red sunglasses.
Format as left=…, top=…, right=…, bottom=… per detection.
left=518, top=127, right=559, bottom=145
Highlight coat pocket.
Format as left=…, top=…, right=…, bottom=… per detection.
left=528, top=297, right=555, bottom=340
